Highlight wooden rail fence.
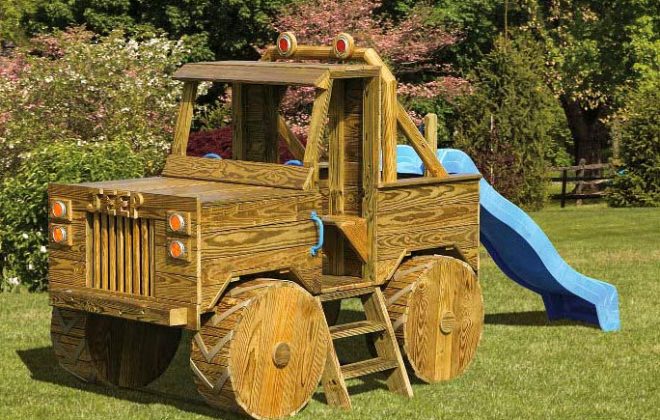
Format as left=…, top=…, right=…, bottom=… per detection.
left=551, top=159, right=613, bottom=208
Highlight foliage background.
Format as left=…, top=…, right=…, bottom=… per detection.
left=0, top=0, right=657, bottom=290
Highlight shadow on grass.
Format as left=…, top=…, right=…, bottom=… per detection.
left=16, top=336, right=239, bottom=419
left=485, top=310, right=597, bottom=328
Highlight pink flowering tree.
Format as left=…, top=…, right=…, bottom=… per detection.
left=271, top=0, right=467, bottom=128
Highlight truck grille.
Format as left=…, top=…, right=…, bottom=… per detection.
left=87, top=214, right=155, bottom=296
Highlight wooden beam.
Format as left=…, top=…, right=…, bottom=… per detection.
left=363, top=76, right=381, bottom=282
left=328, top=80, right=346, bottom=214
left=262, top=45, right=369, bottom=62
left=231, top=83, right=245, bottom=160
left=277, top=114, right=306, bottom=161
left=423, top=113, right=438, bottom=177
left=396, top=102, right=448, bottom=178
left=363, top=49, right=397, bottom=183
left=171, top=82, right=198, bottom=156
left=303, top=81, right=334, bottom=171
left=322, top=215, right=369, bottom=262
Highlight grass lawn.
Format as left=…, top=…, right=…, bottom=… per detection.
left=1, top=203, right=658, bottom=419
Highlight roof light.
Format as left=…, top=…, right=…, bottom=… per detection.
left=333, top=33, right=355, bottom=59
left=51, top=225, right=68, bottom=244
left=277, top=32, right=297, bottom=57
left=168, top=240, right=186, bottom=259
left=51, top=200, right=68, bottom=218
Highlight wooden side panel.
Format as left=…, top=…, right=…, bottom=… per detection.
left=376, top=180, right=480, bottom=270
left=163, top=156, right=313, bottom=191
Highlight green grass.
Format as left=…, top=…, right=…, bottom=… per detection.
left=1, top=205, right=658, bottom=419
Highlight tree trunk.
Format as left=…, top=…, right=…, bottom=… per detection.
left=560, top=96, right=609, bottom=164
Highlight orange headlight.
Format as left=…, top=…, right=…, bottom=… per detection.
left=168, top=240, right=186, bottom=259
left=51, top=200, right=68, bottom=218
left=51, top=226, right=67, bottom=244
left=168, top=213, right=186, bottom=233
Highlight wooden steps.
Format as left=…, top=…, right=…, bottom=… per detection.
left=319, top=275, right=375, bottom=294
left=329, top=320, right=386, bottom=339
left=341, top=357, right=399, bottom=380
left=319, top=287, right=413, bottom=411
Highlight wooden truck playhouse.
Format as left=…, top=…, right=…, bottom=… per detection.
left=47, top=33, right=483, bottom=419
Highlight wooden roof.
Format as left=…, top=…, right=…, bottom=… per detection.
left=173, top=61, right=380, bottom=89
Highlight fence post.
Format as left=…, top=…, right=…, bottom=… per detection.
left=560, top=169, right=567, bottom=208
left=576, top=158, right=586, bottom=206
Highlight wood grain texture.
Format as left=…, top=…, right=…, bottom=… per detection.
left=322, top=215, right=369, bottom=262
left=303, top=81, right=334, bottom=172
left=173, top=61, right=379, bottom=87
left=382, top=256, right=483, bottom=383
left=362, top=76, right=381, bottom=282
left=86, top=314, right=181, bottom=388
left=191, top=280, right=329, bottom=419
left=328, top=79, right=346, bottom=214
left=396, top=102, right=448, bottom=178
left=50, top=307, right=98, bottom=383
left=171, top=82, right=198, bottom=156
left=163, top=155, right=314, bottom=191
left=423, top=113, right=438, bottom=177
left=277, top=114, right=306, bottom=161
left=50, top=287, right=191, bottom=327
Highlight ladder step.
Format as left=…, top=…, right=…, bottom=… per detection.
left=341, top=358, right=400, bottom=380
left=329, top=320, right=386, bottom=340
left=318, top=284, right=375, bottom=301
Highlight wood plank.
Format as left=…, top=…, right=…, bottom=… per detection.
left=277, top=114, right=305, bottom=161
left=329, top=320, right=386, bottom=340
left=328, top=79, right=345, bottom=214
left=50, top=288, right=189, bottom=327
left=171, top=82, right=198, bottom=156
left=379, top=174, right=481, bottom=189
left=232, top=82, right=245, bottom=160
left=377, top=223, right=479, bottom=261
left=363, top=48, right=397, bottom=183
left=322, top=215, right=369, bottom=262
left=363, top=76, right=380, bottom=282
left=423, top=113, right=438, bottom=177
left=201, top=194, right=320, bottom=233
left=201, top=220, right=317, bottom=259
left=303, top=81, right=334, bottom=172
left=341, top=358, right=399, bottom=380
left=163, top=155, right=314, bottom=191
left=396, top=102, right=448, bottom=178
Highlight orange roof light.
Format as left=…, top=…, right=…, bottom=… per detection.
left=51, top=200, right=68, bottom=218
left=168, top=213, right=186, bottom=233
left=51, top=226, right=67, bottom=244
left=277, top=32, right=298, bottom=57
left=333, top=33, right=355, bottom=59
left=168, top=240, right=186, bottom=259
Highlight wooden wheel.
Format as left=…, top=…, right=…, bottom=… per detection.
left=383, top=256, right=483, bottom=383
left=191, top=279, right=329, bottom=419
left=85, top=315, right=182, bottom=388
left=51, top=307, right=98, bottom=383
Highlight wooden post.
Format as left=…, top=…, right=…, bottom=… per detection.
left=304, top=81, right=334, bottom=186
left=576, top=158, right=586, bottom=206
left=396, top=103, right=448, bottom=178
left=231, top=83, right=245, bottom=160
left=560, top=169, right=567, bottom=208
left=171, top=82, right=198, bottom=156
left=363, top=76, right=381, bottom=282
left=363, top=49, right=397, bottom=183
left=423, top=113, right=438, bottom=177
left=328, top=80, right=346, bottom=214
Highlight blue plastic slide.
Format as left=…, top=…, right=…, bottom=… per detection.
left=395, top=145, right=620, bottom=331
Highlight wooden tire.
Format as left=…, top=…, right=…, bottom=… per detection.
left=85, top=315, right=182, bottom=388
left=191, top=279, right=329, bottom=419
left=51, top=307, right=98, bottom=383
left=383, top=256, right=484, bottom=383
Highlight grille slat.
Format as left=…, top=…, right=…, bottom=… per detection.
left=88, top=214, right=154, bottom=296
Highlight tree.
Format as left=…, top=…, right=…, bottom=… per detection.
left=453, top=34, right=564, bottom=209
left=25, top=0, right=289, bottom=60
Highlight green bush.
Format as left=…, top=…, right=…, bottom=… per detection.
left=0, top=141, right=145, bottom=291
left=0, top=28, right=190, bottom=178
left=452, top=34, right=564, bottom=210
left=608, top=76, right=660, bottom=207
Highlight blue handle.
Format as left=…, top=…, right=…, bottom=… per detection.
left=310, top=211, right=323, bottom=256
left=203, top=153, right=222, bottom=159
